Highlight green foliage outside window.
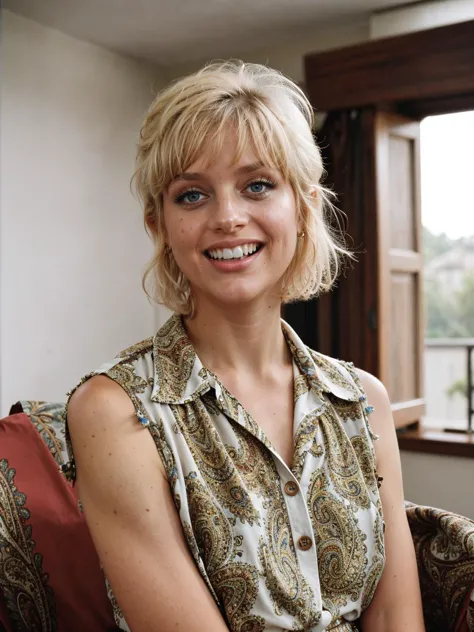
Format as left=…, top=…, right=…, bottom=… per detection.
left=424, top=228, right=474, bottom=339
left=423, top=228, right=474, bottom=402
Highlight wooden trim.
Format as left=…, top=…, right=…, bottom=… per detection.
left=304, top=20, right=474, bottom=111
left=413, top=125, right=425, bottom=401
left=392, top=399, right=425, bottom=429
left=375, top=112, right=425, bottom=412
left=400, top=92, right=474, bottom=120
left=389, top=250, right=423, bottom=273
left=398, top=427, right=474, bottom=459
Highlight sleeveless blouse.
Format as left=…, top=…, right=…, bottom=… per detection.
left=65, top=314, right=385, bottom=632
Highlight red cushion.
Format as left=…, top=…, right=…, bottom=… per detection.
left=0, top=413, right=118, bottom=631
left=0, top=591, right=12, bottom=632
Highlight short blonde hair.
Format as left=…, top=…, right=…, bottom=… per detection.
left=134, top=60, right=350, bottom=314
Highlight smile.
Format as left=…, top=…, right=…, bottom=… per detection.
left=205, top=242, right=263, bottom=261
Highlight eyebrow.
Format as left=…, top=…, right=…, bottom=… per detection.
left=169, top=161, right=267, bottom=186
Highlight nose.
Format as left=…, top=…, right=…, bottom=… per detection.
left=209, top=191, right=248, bottom=233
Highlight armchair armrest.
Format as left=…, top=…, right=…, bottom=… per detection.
left=405, top=502, right=474, bottom=632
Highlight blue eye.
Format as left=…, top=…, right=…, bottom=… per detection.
left=184, top=191, right=202, bottom=203
left=247, top=179, right=276, bottom=195
left=175, top=189, right=203, bottom=205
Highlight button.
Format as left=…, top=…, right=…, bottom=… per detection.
left=297, top=536, right=313, bottom=551
left=284, top=481, right=298, bottom=496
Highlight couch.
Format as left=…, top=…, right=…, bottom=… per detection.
left=1, top=401, right=473, bottom=631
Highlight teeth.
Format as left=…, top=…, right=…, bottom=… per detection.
left=207, top=243, right=260, bottom=261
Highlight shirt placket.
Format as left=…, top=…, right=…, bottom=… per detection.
left=271, top=436, right=333, bottom=631
left=209, top=371, right=334, bottom=630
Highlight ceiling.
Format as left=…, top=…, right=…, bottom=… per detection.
left=5, top=0, right=407, bottom=67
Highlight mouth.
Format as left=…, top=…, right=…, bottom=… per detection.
left=204, top=242, right=264, bottom=261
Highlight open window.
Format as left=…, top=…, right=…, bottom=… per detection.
left=421, top=110, right=474, bottom=436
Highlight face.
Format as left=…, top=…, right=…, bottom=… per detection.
left=162, top=131, right=300, bottom=310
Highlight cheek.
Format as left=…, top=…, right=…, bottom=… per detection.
left=165, top=213, right=192, bottom=246
left=261, top=197, right=298, bottom=242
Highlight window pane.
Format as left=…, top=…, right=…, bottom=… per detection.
left=421, top=111, right=474, bottom=431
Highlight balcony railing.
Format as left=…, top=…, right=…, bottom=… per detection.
left=424, top=339, right=474, bottom=435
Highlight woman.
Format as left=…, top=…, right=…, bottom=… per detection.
left=67, top=61, right=425, bottom=631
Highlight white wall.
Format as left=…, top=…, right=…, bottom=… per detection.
left=0, top=11, right=168, bottom=414
left=401, top=451, right=474, bottom=519
left=370, top=0, right=474, bottom=39
left=166, top=19, right=369, bottom=86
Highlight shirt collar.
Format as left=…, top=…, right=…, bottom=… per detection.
left=281, top=320, right=360, bottom=403
left=150, top=314, right=208, bottom=404
left=151, top=314, right=359, bottom=405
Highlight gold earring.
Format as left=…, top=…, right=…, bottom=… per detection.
left=298, top=231, right=305, bottom=239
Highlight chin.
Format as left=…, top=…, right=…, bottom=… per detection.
left=206, top=281, right=280, bottom=308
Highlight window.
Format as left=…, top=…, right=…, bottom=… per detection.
left=421, top=111, right=474, bottom=434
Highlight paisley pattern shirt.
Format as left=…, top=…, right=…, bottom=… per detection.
left=66, top=314, right=385, bottom=632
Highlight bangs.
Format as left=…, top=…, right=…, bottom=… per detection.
left=156, top=98, right=296, bottom=190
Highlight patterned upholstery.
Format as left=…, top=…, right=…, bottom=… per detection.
left=406, top=502, right=474, bottom=632
left=2, top=401, right=474, bottom=631
left=9, top=400, right=68, bottom=468
left=1, top=403, right=118, bottom=631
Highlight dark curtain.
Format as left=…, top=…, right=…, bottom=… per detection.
left=285, top=108, right=379, bottom=375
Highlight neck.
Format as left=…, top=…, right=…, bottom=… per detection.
left=184, top=296, right=291, bottom=378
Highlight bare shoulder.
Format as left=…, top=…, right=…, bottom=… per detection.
left=353, top=370, right=408, bottom=531
left=67, top=374, right=135, bottom=438
left=353, top=368, right=396, bottom=450
left=354, top=369, right=390, bottom=406
left=67, top=374, right=166, bottom=489
left=68, top=373, right=134, bottom=417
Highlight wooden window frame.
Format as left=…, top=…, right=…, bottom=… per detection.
left=303, top=19, right=474, bottom=458
left=375, top=113, right=425, bottom=429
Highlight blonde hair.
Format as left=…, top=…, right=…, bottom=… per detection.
left=134, top=60, right=350, bottom=314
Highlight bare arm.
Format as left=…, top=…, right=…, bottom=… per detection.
left=68, top=376, right=229, bottom=632
left=357, top=370, right=425, bottom=632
